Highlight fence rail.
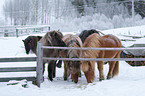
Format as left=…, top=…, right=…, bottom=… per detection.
left=0, top=25, right=51, bottom=37
left=0, top=57, right=36, bottom=62
left=0, top=57, right=37, bottom=83
left=42, top=46, right=145, bottom=51
left=0, top=67, right=36, bottom=72
left=42, top=57, right=145, bottom=61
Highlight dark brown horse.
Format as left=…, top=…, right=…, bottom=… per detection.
left=81, top=33, right=121, bottom=83
left=22, top=35, right=62, bottom=68
left=22, top=36, right=42, bottom=54
left=38, top=30, right=66, bottom=81
left=23, top=31, right=66, bottom=81
left=60, top=34, right=82, bottom=83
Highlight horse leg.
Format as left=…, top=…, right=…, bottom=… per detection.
left=107, top=52, right=120, bottom=79
left=97, top=61, right=105, bottom=81
left=42, top=63, right=45, bottom=81
left=63, top=61, right=70, bottom=80
left=56, top=60, right=62, bottom=68
left=48, top=60, right=56, bottom=81
left=107, top=61, right=116, bottom=79
left=53, top=60, right=57, bottom=78
left=79, top=71, right=81, bottom=77
left=112, top=52, right=120, bottom=77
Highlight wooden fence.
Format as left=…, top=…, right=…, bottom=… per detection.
left=36, top=42, right=145, bottom=87
left=0, top=42, right=144, bottom=87
left=0, top=57, right=36, bottom=82
left=0, top=25, right=50, bottom=37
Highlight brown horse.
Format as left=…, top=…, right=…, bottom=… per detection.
left=38, top=30, right=66, bottom=81
left=60, top=34, right=82, bottom=83
left=23, top=31, right=66, bottom=81
left=81, top=33, right=122, bottom=83
left=22, top=35, right=63, bottom=68
left=22, top=36, right=42, bottom=54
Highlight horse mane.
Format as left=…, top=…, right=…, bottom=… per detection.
left=82, top=33, right=102, bottom=58
left=81, top=33, right=102, bottom=73
left=64, top=34, right=82, bottom=58
left=39, top=30, right=65, bottom=46
left=79, top=29, right=100, bottom=43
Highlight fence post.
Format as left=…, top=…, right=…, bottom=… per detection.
left=16, top=29, right=19, bottom=37
left=48, top=26, right=50, bottom=31
left=36, top=42, right=43, bottom=87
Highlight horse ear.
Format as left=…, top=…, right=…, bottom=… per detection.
left=37, top=36, right=42, bottom=40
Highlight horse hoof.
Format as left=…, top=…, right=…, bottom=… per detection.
left=49, top=78, right=53, bottom=81
left=74, top=81, right=78, bottom=83
left=64, top=77, right=67, bottom=81
left=32, top=79, right=37, bottom=85
left=87, top=81, right=92, bottom=83
left=107, top=76, right=112, bottom=80
left=99, top=78, right=104, bottom=81
left=48, top=77, right=53, bottom=81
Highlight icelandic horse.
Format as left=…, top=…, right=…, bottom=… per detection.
left=23, top=31, right=66, bottom=82
left=22, top=35, right=63, bottom=68
left=60, top=34, right=82, bottom=83
left=81, top=33, right=122, bottom=83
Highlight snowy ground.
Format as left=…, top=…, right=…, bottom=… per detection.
left=0, top=25, right=145, bottom=96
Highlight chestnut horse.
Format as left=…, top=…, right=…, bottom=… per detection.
left=60, top=34, right=82, bottom=83
left=81, top=33, right=121, bottom=83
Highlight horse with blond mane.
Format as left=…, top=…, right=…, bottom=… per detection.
left=81, top=33, right=122, bottom=83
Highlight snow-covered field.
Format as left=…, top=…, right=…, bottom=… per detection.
left=0, top=25, right=145, bottom=96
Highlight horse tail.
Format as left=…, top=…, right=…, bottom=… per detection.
left=112, top=61, right=119, bottom=77
left=113, top=51, right=120, bottom=77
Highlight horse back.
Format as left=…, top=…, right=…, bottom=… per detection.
left=101, top=34, right=122, bottom=58
left=102, top=35, right=121, bottom=48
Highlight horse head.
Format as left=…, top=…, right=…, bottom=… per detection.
left=67, top=60, right=81, bottom=83
left=45, top=30, right=66, bottom=47
left=65, top=36, right=82, bottom=83
left=22, top=36, right=42, bottom=54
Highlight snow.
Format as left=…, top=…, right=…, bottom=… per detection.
left=0, top=25, right=145, bottom=96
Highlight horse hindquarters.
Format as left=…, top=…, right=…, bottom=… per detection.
left=48, top=60, right=57, bottom=81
